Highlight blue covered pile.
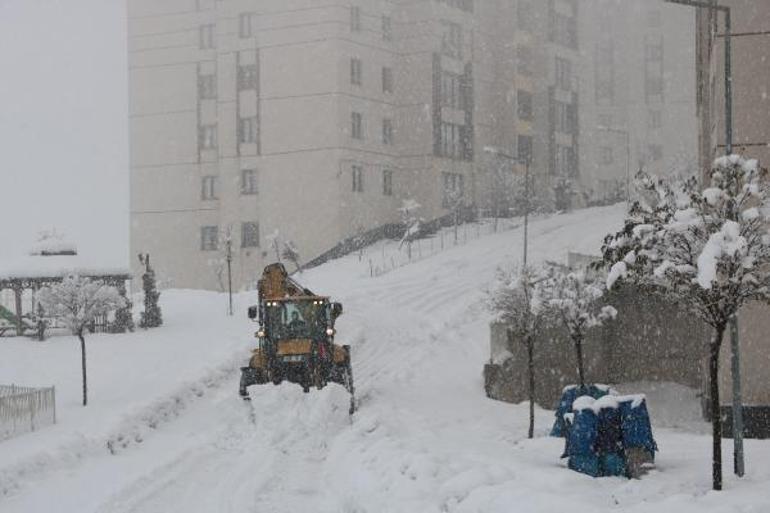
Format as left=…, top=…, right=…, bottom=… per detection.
left=552, top=386, right=658, bottom=478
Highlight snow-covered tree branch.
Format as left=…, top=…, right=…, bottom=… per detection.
left=600, top=155, right=770, bottom=490
left=539, top=264, right=616, bottom=389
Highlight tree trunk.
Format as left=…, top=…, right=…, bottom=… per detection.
left=710, top=325, right=726, bottom=491
left=527, top=340, right=535, bottom=439
left=79, top=331, right=88, bottom=407
left=574, top=335, right=586, bottom=388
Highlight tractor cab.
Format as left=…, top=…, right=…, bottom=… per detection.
left=240, top=264, right=354, bottom=414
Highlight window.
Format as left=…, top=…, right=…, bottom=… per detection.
left=645, top=43, right=663, bottom=62
left=441, top=21, right=462, bottom=59
left=646, top=76, right=663, bottom=96
left=350, top=5, right=361, bottom=32
left=382, top=66, right=394, bottom=94
left=595, top=41, right=614, bottom=102
left=239, top=13, right=256, bottom=38
left=241, top=169, right=258, bottom=195
left=441, top=71, right=462, bottom=110
left=351, top=112, right=363, bottom=140
left=647, top=10, right=662, bottom=28
left=439, top=122, right=467, bottom=159
left=555, top=57, right=572, bottom=91
left=199, top=124, right=217, bottom=150
left=437, top=0, right=473, bottom=12
left=382, top=118, right=394, bottom=145
left=518, top=46, right=533, bottom=76
left=554, top=100, right=576, bottom=135
left=241, top=222, right=260, bottom=248
left=352, top=165, right=364, bottom=192
left=649, top=110, right=662, bottom=130
left=442, top=172, right=464, bottom=208
left=201, top=226, right=219, bottom=251
left=198, top=74, right=216, bottom=99
left=350, top=57, right=363, bottom=86
left=239, top=117, right=258, bottom=144
left=440, top=122, right=458, bottom=158
left=382, top=15, right=392, bottom=41
left=518, top=90, right=533, bottom=121
left=600, top=147, right=614, bottom=165
left=383, top=169, right=393, bottom=196
left=518, top=135, right=533, bottom=162
left=552, top=13, right=577, bottom=49
left=554, top=145, right=577, bottom=176
left=199, top=24, right=215, bottom=49
left=238, top=64, right=258, bottom=90
left=201, top=176, right=218, bottom=200
left=518, top=1, right=533, bottom=30
left=648, top=144, right=663, bottom=161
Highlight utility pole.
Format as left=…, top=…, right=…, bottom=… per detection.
left=664, top=0, right=743, bottom=478
left=523, top=155, right=531, bottom=267
left=226, top=237, right=233, bottom=317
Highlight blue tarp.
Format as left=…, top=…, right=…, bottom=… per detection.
left=555, top=387, right=658, bottom=478
left=551, top=385, right=612, bottom=438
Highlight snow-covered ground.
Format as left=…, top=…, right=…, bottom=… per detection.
left=1, top=204, right=769, bottom=512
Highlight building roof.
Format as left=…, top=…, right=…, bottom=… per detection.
left=0, top=253, right=130, bottom=286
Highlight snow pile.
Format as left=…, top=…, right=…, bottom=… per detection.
left=696, top=220, right=746, bottom=289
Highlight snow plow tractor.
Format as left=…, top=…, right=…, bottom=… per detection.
left=239, top=263, right=356, bottom=414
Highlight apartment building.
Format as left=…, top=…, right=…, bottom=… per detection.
left=129, top=0, right=495, bottom=290
left=578, top=0, right=698, bottom=206
left=130, top=0, right=693, bottom=290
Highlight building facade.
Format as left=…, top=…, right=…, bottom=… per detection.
left=128, top=0, right=697, bottom=290
left=128, top=0, right=584, bottom=290
left=577, top=0, right=698, bottom=206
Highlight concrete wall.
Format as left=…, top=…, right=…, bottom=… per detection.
left=486, top=284, right=712, bottom=409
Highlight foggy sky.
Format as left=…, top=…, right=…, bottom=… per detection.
left=0, top=0, right=128, bottom=265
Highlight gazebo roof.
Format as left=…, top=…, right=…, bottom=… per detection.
left=0, top=254, right=130, bottom=288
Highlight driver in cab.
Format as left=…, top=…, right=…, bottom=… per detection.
left=287, top=311, right=306, bottom=335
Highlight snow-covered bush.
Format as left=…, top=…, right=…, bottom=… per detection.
left=487, top=265, right=548, bottom=438
left=138, top=254, right=162, bottom=329
left=38, top=275, right=125, bottom=406
left=600, top=155, right=770, bottom=490
left=539, top=264, right=617, bottom=389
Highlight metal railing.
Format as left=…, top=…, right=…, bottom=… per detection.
left=0, top=385, right=56, bottom=441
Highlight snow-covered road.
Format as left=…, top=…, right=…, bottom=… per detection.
left=3, top=205, right=770, bottom=512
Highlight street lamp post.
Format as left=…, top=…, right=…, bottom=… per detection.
left=226, top=238, right=233, bottom=317
left=484, top=147, right=532, bottom=266
left=664, top=0, right=743, bottom=479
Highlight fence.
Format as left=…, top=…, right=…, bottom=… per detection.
left=365, top=216, right=522, bottom=278
left=0, top=385, right=56, bottom=441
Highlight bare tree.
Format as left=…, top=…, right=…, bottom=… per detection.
left=38, top=275, right=125, bottom=406
left=601, top=155, right=770, bottom=491
left=487, top=265, right=547, bottom=438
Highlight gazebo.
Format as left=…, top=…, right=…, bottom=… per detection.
left=0, top=239, right=131, bottom=338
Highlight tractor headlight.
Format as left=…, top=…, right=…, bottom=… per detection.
left=326, top=328, right=336, bottom=337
